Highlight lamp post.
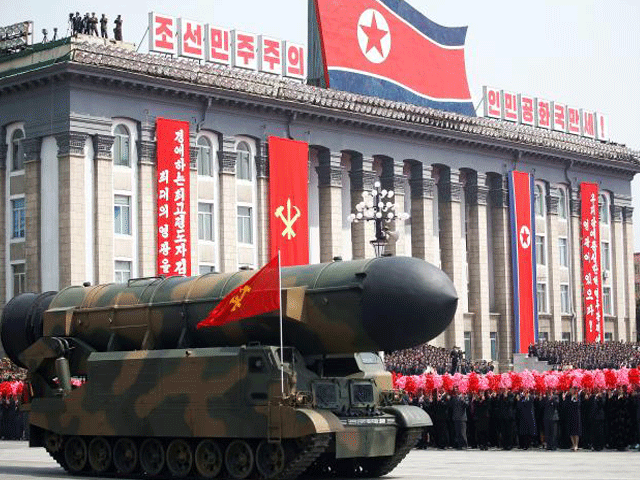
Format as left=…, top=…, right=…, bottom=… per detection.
left=347, top=181, right=409, bottom=257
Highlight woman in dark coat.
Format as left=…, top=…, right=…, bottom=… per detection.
left=433, top=391, right=450, bottom=449
left=473, top=391, right=491, bottom=450
left=542, top=391, right=560, bottom=450
left=608, top=387, right=630, bottom=450
left=565, top=388, right=582, bottom=451
left=516, top=390, right=537, bottom=449
left=499, top=391, right=517, bottom=450
left=589, top=389, right=607, bottom=451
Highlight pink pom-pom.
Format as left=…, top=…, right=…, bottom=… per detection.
left=395, top=376, right=407, bottom=390
left=593, top=370, right=606, bottom=389
left=617, top=367, right=630, bottom=386
left=520, top=370, right=535, bottom=391
left=478, top=375, right=490, bottom=391
left=544, top=373, right=559, bottom=390
left=433, top=374, right=443, bottom=390
left=458, top=377, right=469, bottom=394
left=500, top=373, right=512, bottom=390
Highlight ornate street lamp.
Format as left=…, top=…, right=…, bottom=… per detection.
left=347, top=181, right=409, bottom=257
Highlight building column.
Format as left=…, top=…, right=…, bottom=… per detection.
left=317, top=149, right=343, bottom=262
left=611, top=197, right=626, bottom=340
left=380, top=158, right=407, bottom=256
left=218, top=136, right=237, bottom=272
left=23, top=136, right=42, bottom=292
left=137, top=125, right=156, bottom=277
left=466, top=172, right=491, bottom=360
left=623, top=205, right=636, bottom=341
left=547, top=187, right=563, bottom=342
left=0, top=137, right=6, bottom=302
left=349, top=153, right=377, bottom=259
left=256, top=140, right=270, bottom=266
left=409, top=163, right=435, bottom=263
left=438, top=167, right=465, bottom=350
left=490, top=175, right=513, bottom=368
left=187, top=131, right=199, bottom=275
left=56, top=132, right=89, bottom=287
left=92, top=133, right=115, bottom=283
left=569, top=188, right=584, bottom=341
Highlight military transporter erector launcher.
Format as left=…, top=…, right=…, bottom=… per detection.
left=1, top=256, right=457, bottom=479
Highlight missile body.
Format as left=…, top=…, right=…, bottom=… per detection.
left=2, top=256, right=457, bottom=366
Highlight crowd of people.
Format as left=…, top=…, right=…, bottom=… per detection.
left=384, top=344, right=495, bottom=375
left=0, top=358, right=28, bottom=440
left=529, top=341, right=640, bottom=370
left=393, top=369, right=640, bottom=452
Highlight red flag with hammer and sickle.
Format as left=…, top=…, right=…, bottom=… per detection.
left=268, top=136, right=309, bottom=266
left=196, top=255, right=280, bottom=328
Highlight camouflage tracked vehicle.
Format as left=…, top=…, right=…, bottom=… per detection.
left=1, top=256, right=457, bottom=479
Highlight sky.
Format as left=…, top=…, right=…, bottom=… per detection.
left=3, top=0, right=640, bottom=247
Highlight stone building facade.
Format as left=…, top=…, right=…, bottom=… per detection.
left=1, top=37, right=639, bottom=365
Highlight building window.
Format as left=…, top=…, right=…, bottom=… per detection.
left=602, top=286, right=612, bottom=315
left=490, top=332, right=497, bottom=360
left=464, top=331, right=472, bottom=360
left=558, top=188, right=567, bottom=219
left=198, top=202, right=214, bottom=241
left=11, top=198, right=26, bottom=239
left=536, top=235, right=546, bottom=266
left=604, top=332, right=613, bottom=343
left=11, top=129, right=24, bottom=171
left=535, top=184, right=545, bottom=217
left=560, top=284, right=570, bottom=314
left=114, top=260, right=131, bottom=283
left=113, top=124, right=131, bottom=167
left=538, top=331, right=549, bottom=342
left=559, top=237, right=568, bottom=267
left=12, top=263, right=26, bottom=295
left=601, top=241, right=611, bottom=273
left=114, top=195, right=131, bottom=235
left=199, top=264, right=216, bottom=275
left=561, top=332, right=571, bottom=342
left=237, top=206, right=253, bottom=244
left=236, top=141, right=252, bottom=180
left=197, top=136, right=213, bottom=177
left=599, top=194, right=609, bottom=225
left=536, top=282, right=548, bottom=313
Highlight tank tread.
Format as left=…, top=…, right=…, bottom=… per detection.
left=280, top=433, right=331, bottom=480
left=362, top=427, right=422, bottom=477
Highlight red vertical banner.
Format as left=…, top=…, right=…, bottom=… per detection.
left=581, top=182, right=603, bottom=343
left=268, top=136, right=309, bottom=266
left=156, top=118, right=191, bottom=277
left=508, top=171, right=538, bottom=353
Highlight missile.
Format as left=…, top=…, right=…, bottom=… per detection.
left=1, top=256, right=457, bottom=366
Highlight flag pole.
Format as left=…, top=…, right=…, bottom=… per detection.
left=278, top=250, right=284, bottom=397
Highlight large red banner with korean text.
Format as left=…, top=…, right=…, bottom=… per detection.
left=268, top=137, right=309, bottom=266
left=508, top=171, right=538, bottom=353
left=156, top=118, right=191, bottom=277
left=581, top=182, right=604, bottom=343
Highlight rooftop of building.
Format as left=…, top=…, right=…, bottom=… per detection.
left=1, top=35, right=639, bottom=171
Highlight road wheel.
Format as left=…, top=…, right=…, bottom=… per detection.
left=225, top=440, right=254, bottom=479
left=88, top=437, right=112, bottom=473
left=113, top=437, right=138, bottom=474
left=140, top=438, right=165, bottom=476
left=166, top=439, right=193, bottom=477
left=64, top=436, right=88, bottom=473
left=195, top=439, right=223, bottom=478
left=255, top=440, right=285, bottom=479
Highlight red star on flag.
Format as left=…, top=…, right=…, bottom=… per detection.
left=359, top=14, right=388, bottom=56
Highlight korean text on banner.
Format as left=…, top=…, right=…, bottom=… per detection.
left=197, top=255, right=280, bottom=328
left=156, top=118, right=191, bottom=277
left=313, top=0, right=474, bottom=115
left=268, top=137, right=309, bottom=267
left=508, top=171, right=538, bottom=353
left=580, top=182, right=604, bottom=343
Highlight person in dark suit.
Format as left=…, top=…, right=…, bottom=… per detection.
left=473, top=391, right=491, bottom=450
left=589, top=389, right=607, bottom=450
left=433, top=390, right=451, bottom=449
left=542, top=390, right=560, bottom=450
left=450, top=387, right=468, bottom=449
left=498, top=390, right=517, bottom=450
left=516, top=390, right=537, bottom=449
left=565, top=388, right=582, bottom=451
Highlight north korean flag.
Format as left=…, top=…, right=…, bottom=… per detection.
left=508, top=171, right=538, bottom=354
left=313, top=0, right=475, bottom=116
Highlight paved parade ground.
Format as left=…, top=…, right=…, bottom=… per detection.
left=0, top=440, right=639, bottom=480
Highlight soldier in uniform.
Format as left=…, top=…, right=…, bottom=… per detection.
left=100, top=14, right=108, bottom=39
left=89, top=13, right=99, bottom=36
left=113, top=15, right=123, bottom=41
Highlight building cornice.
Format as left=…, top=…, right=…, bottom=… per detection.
left=1, top=41, right=639, bottom=175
